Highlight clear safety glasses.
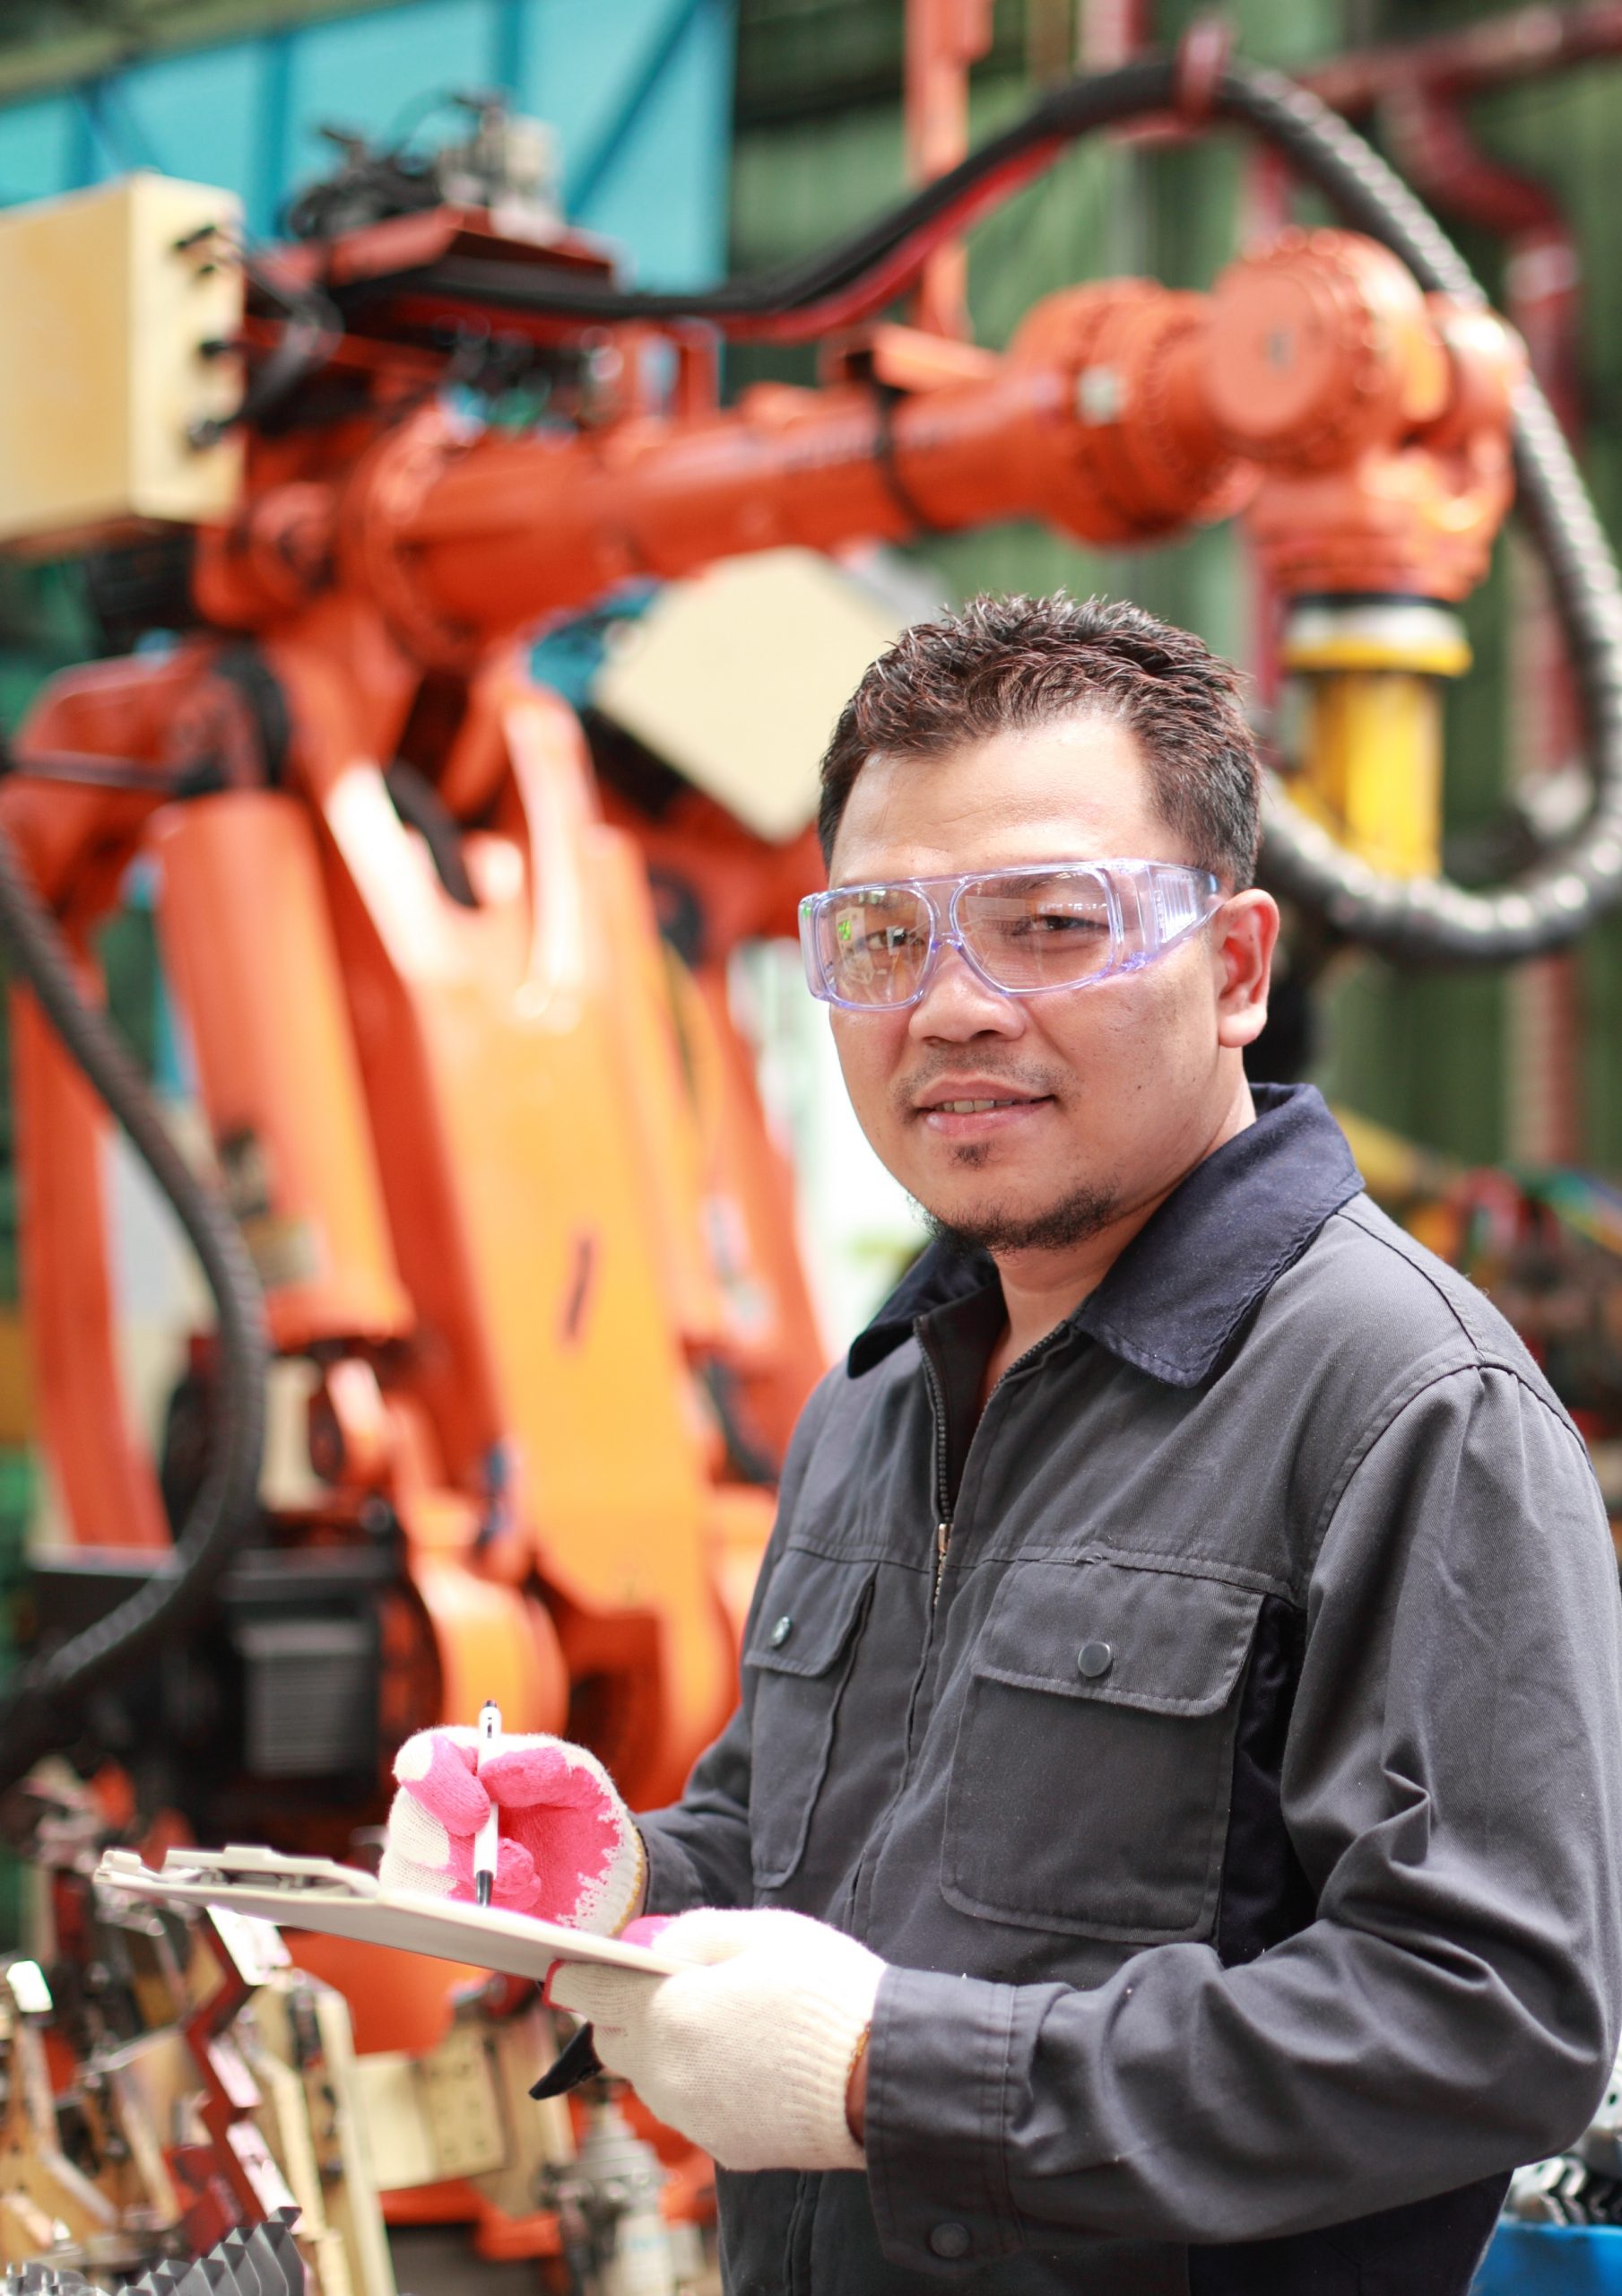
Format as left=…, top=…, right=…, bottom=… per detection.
left=799, top=859, right=1224, bottom=1011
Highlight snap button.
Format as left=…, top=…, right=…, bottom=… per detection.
left=928, top=2223, right=971, bottom=2261
left=1077, top=1639, right=1113, bottom=1679
left=769, top=1614, right=794, bottom=1648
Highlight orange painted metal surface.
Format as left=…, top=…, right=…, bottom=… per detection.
left=904, top=0, right=996, bottom=338
left=285, top=1935, right=490, bottom=2057
left=12, top=981, right=171, bottom=1552
left=592, top=831, right=729, bottom=1357
left=411, top=1562, right=568, bottom=1739
left=6, top=634, right=805, bottom=1819
left=152, top=792, right=413, bottom=1352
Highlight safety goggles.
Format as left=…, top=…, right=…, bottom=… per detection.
left=799, top=859, right=1223, bottom=1011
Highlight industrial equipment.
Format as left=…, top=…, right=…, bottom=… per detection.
left=0, top=33, right=1620, bottom=2271
left=0, top=2205, right=305, bottom=2296
left=0, top=1771, right=391, bottom=2296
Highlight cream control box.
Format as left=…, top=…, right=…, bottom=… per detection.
left=0, top=170, right=245, bottom=549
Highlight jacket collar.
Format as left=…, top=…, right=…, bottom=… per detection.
left=846, top=1083, right=1363, bottom=1389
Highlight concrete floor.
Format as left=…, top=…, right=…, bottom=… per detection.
left=389, top=2228, right=544, bottom=2296
left=388, top=2222, right=722, bottom=2296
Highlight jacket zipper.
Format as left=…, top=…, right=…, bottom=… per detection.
left=919, top=1340, right=954, bottom=1605
left=840, top=1317, right=1073, bottom=1936
left=921, top=1323, right=1062, bottom=1606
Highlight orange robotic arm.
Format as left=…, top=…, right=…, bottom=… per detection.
left=195, top=229, right=1519, bottom=661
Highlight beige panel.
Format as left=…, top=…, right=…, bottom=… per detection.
left=594, top=547, right=904, bottom=841
left=419, top=2025, right=507, bottom=2179
left=346, top=2055, right=439, bottom=2195
left=309, top=1986, right=399, bottom=2296
left=0, top=171, right=243, bottom=548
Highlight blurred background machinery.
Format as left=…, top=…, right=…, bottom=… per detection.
left=2, top=2, right=1622, bottom=2292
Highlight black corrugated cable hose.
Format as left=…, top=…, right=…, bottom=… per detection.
left=363, top=55, right=1622, bottom=965
left=1215, top=63, right=1622, bottom=966
left=0, top=822, right=268, bottom=1795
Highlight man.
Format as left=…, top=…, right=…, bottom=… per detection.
left=383, top=595, right=1622, bottom=2294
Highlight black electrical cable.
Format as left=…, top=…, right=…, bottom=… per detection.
left=327, top=61, right=1168, bottom=338
left=190, top=257, right=343, bottom=448
left=0, top=825, right=269, bottom=1794
left=385, top=760, right=478, bottom=907
left=0, top=738, right=219, bottom=796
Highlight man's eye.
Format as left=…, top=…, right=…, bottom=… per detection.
left=847, top=918, right=924, bottom=953
left=837, top=918, right=923, bottom=960
left=1016, top=909, right=1107, bottom=936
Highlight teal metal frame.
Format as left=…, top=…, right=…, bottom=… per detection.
left=0, top=0, right=734, bottom=283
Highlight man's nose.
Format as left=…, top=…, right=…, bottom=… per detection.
left=907, top=939, right=1022, bottom=1039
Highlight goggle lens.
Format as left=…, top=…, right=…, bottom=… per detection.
left=956, top=871, right=1115, bottom=991
left=816, top=887, right=933, bottom=1006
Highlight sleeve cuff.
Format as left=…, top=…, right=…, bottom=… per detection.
left=863, top=1965, right=1027, bottom=2272
left=635, top=1816, right=721, bottom=1916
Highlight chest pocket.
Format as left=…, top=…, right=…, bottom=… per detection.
left=743, top=1549, right=875, bottom=1891
left=944, top=1553, right=1264, bottom=1943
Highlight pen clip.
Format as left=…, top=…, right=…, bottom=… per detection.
left=473, top=1700, right=502, bottom=1909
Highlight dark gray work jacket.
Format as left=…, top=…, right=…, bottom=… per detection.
left=639, top=1084, right=1622, bottom=2295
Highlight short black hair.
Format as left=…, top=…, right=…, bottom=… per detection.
left=818, top=592, right=1262, bottom=889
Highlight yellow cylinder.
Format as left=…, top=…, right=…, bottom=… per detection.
left=1281, top=599, right=1470, bottom=883
left=1298, top=670, right=1445, bottom=880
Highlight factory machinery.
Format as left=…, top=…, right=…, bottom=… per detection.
left=0, top=26, right=1621, bottom=2292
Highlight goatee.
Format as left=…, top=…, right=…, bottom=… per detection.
left=923, top=1179, right=1123, bottom=1257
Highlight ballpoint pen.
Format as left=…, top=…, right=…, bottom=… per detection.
left=469, top=1696, right=597, bottom=2094
left=474, top=1699, right=501, bottom=1909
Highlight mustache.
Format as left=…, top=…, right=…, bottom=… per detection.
left=891, top=1057, right=1067, bottom=1115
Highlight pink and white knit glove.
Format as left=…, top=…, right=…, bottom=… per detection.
left=379, top=1726, right=645, bottom=1935
left=547, top=1907, right=884, bottom=2172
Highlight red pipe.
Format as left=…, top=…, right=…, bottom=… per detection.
left=1303, top=4, right=1622, bottom=118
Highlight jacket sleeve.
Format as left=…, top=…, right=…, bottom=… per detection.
left=637, top=1370, right=843, bottom=1917
left=864, top=1363, right=1622, bottom=2265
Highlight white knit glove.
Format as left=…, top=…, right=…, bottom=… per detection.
left=379, top=1726, right=644, bottom=1934
left=548, top=1907, right=885, bottom=2173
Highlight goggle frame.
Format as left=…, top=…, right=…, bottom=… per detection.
left=798, top=858, right=1225, bottom=1012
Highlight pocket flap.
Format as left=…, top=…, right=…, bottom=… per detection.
left=973, top=1557, right=1262, bottom=1717
left=744, top=1550, right=874, bottom=1679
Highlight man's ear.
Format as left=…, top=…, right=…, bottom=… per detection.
left=1213, top=890, right=1279, bottom=1050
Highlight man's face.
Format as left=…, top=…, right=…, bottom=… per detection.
left=825, top=711, right=1271, bottom=1257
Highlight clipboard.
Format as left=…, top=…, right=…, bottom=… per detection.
left=94, top=1845, right=686, bottom=1982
